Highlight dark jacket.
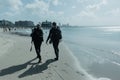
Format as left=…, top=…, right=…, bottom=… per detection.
left=31, top=28, right=43, bottom=42
left=47, top=26, right=62, bottom=43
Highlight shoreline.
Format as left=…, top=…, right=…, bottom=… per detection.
left=0, top=31, right=93, bottom=80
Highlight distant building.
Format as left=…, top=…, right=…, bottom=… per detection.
left=15, top=21, right=34, bottom=28
left=0, top=20, right=14, bottom=28
left=61, top=23, right=70, bottom=27
left=58, top=23, right=61, bottom=26
left=41, top=20, right=52, bottom=29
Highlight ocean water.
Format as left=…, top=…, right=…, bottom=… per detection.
left=62, top=26, right=120, bottom=80
left=12, top=26, right=120, bottom=80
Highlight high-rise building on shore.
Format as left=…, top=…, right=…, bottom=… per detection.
left=41, top=20, right=52, bottom=29
left=0, top=20, right=14, bottom=27
left=15, top=21, right=35, bottom=27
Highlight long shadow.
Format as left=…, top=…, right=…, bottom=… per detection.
left=18, top=59, right=56, bottom=78
left=0, top=58, right=37, bottom=76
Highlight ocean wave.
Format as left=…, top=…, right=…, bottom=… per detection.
left=10, top=29, right=31, bottom=37
left=63, top=43, right=112, bottom=80
left=97, top=77, right=111, bottom=80
left=11, top=32, right=30, bottom=36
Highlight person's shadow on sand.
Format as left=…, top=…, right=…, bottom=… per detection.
left=0, top=58, right=56, bottom=78
left=18, top=59, right=56, bottom=78
left=0, top=58, right=37, bottom=76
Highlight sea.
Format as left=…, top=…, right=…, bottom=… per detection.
left=12, top=26, right=120, bottom=80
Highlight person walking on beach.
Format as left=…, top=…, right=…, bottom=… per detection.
left=30, top=24, right=43, bottom=63
left=46, top=22, right=62, bottom=60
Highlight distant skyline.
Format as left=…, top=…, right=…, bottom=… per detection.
left=0, top=0, right=120, bottom=26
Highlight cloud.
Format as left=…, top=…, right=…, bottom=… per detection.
left=25, top=0, right=49, bottom=14
left=0, top=0, right=23, bottom=19
left=8, top=0, right=23, bottom=11
left=72, top=6, right=76, bottom=9
left=17, top=0, right=65, bottom=24
left=2, top=0, right=119, bottom=26
left=52, top=0, right=60, bottom=6
left=86, top=0, right=108, bottom=11
left=102, top=0, right=107, bottom=5
left=24, top=0, right=64, bottom=19
left=112, top=8, right=120, bottom=16
left=62, top=0, right=110, bottom=25
left=107, top=8, right=120, bottom=16
left=0, top=0, right=23, bottom=12
left=79, top=0, right=108, bottom=17
left=79, top=11, right=96, bottom=18
left=77, top=0, right=89, bottom=3
left=58, top=11, right=64, bottom=15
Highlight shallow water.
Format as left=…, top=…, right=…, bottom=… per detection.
left=62, top=26, right=120, bottom=80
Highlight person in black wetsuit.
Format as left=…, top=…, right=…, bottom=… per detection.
left=31, top=24, right=43, bottom=63
left=46, top=22, right=62, bottom=60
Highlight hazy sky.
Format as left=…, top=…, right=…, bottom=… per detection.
left=0, top=0, right=120, bottom=26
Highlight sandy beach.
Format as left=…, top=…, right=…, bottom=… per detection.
left=0, top=29, right=92, bottom=80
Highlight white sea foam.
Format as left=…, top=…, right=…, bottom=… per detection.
left=97, top=78, right=111, bottom=80
left=95, top=26, right=120, bottom=32
left=63, top=43, right=94, bottom=80
left=63, top=43, right=112, bottom=80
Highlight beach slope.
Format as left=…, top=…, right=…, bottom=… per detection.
left=0, top=32, right=91, bottom=80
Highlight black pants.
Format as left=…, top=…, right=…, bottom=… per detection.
left=53, top=41, right=59, bottom=59
left=33, top=41, right=42, bottom=60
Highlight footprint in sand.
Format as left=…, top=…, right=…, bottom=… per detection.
left=46, top=72, right=53, bottom=79
left=61, top=69, right=68, bottom=74
left=64, top=63, right=72, bottom=69
left=46, top=76, right=49, bottom=78
left=76, top=71, right=84, bottom=76
left=48, top=72, right=52, bottom=75
left=64, top=63, right=85, bottom=76
left=54, top=65, right=57, bottom=67
left=64, top=63, right=68, bottom=66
